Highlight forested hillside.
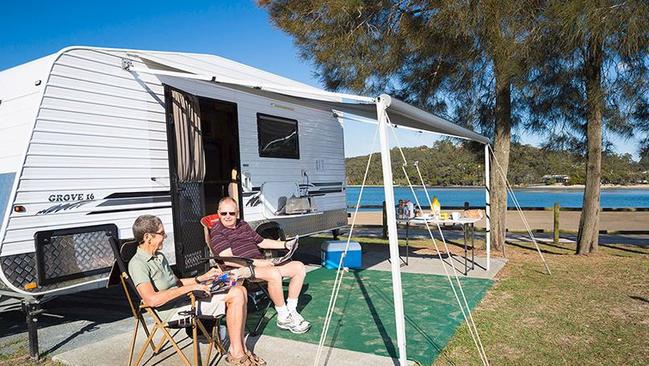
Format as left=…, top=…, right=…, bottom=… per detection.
left=345, top=141, right=649, bottom=186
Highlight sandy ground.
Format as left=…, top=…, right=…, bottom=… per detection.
left=349, top=210, right=649, bottom=232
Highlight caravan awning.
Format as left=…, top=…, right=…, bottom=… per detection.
left=126, top=51, right=490, bottom=145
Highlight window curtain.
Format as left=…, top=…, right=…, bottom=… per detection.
left=171, top=90, right=206, bottom=182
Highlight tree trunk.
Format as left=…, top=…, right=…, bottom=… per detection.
left=490, top=64, right=512, bottom=254
left=576, top=39, right=603, bottom=255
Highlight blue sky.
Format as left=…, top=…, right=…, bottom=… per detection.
left=0, top=1, right=640, bottom=159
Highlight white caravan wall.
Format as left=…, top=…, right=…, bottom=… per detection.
left=2, top=47, right=346, bottom=259
left=2, top=48, right=174, bottom=258
left=0, top=55, right=58, bottom=249
left=0, top=56, right=55, bottom=176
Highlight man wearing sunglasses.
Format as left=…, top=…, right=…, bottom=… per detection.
left=209, top=197, right=310, bottom=334
left=128, top=215, right=265, bottom=365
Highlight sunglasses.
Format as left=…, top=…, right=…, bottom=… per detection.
left=219, top=211, right=237, bottom=216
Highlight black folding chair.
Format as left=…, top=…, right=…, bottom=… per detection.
left=106, top=234, right=224, bottom=366
left=200, top=216, right=276, bottom=337
left=205, top=255, right=272, bottom=337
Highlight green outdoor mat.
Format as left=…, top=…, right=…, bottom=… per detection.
left=250, top=268, right=492, bottom=365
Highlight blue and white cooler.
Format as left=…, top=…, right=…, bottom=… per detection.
left=320, top=240, right=362, bottom=269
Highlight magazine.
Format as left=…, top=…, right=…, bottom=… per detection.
left=209, top=272, right=239, bottom=294
left=271, top=235, right=299, bottom=266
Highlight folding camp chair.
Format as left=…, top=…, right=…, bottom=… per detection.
left=200, top=214, right=274, bottom=336
left=107, top=234, right=225, bottom=366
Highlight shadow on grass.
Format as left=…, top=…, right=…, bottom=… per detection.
left=600, top=244, right=649, bottom=255
left=505, top=241, right=571, bottom=255
left=629, top=295, right=649, bottom=304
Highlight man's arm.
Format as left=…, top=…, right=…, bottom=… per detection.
left=136, top=281, right=210, bottom=308
left=257, top=238, right=285, bottom=250
left=178, top=267, right=222, bottom=286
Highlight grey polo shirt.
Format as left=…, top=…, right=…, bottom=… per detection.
left=128, top=247, right=185, bottom=320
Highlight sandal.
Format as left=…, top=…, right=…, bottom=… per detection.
left=246, top=350, right=267, bottom=366
left=225, top=353, right=254, bottom=366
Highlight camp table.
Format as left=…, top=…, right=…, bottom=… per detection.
left=396, top=216, right=480, bottom=274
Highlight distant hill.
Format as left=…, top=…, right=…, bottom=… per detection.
left=345, top=141, right=648, bottom=186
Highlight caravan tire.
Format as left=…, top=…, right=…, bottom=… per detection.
left=256, top=226, right=286, bottom=241
left=256, top=225, right=286, bottom=259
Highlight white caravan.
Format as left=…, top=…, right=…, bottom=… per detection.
left=0, top=47, right=349, bottom=300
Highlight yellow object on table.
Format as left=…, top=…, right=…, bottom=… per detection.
left=432, top=196, right=441, bottom=216
left=439, top=212, right=449, bottom=220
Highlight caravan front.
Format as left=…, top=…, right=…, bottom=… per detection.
left=0, top=47, right=347, bottom=299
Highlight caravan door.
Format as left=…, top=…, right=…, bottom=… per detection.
left=165, top=86, right=207, bottom=277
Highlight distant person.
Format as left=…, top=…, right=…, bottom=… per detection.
left=398, top=199, right=405, bottom=219
left=128, top=215, right=265, bottom=365
left=209, top=197, right=311, bottom=334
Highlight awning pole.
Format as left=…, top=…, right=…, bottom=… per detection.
left=484, top=144, right=491, bottom=271
left=376, top=96, right=408, bottom=366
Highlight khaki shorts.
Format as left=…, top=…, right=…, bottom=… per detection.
left=163, top=293, right=227, bottom=322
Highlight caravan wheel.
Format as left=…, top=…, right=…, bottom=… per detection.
left=256, top=225, right=286, bottom=259
left=257, top=226, right=286, bottom=241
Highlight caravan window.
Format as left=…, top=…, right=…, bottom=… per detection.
left=257, top=114, right=300, bottom=159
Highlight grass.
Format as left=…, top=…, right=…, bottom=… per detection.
left=307, top=234, right=649, bottom=365
left=0, top=337, right=63, bottom=366
left=429, top=240, right=649, bottom=366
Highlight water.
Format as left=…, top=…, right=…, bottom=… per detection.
left=346, top=186, right=649, bottom=209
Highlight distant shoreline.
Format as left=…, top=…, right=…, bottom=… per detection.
left=346, top=184, right=649, bottom=190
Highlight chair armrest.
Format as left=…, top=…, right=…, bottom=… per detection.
left=203, top=255, right=254, bottom=267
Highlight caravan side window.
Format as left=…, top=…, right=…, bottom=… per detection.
left=257, top=113, right=300, bottom=159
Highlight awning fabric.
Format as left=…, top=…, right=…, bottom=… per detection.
left=132, top=52, right=489, bottom=145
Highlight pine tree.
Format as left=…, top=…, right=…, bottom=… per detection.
left=260, top=0, right=544, bottom=253
left=524, top=0, right=649, bottom=254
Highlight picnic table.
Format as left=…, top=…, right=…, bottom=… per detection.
left=396, top=216, right=481, bottom=274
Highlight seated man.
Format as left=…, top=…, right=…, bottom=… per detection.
left=209, top=197, right=311, bottom=334
left=128, top=215, right=265, bottom=366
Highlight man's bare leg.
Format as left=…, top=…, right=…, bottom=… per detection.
left=253, top=261, right=306, bottom=304
left=277, top=261, right=306, bottom=299
left=252, top=266, right=286, bottom=306
left=253, top=261, right=310, bottom=333
left=224, top=286, right=247, bottom=358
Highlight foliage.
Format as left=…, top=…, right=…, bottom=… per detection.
left=345, top=140, right=647, bottom=186
left=260, top=0, right=547, bottom=129
left=523, top=0, right=649, bottom=155
left=260, top=0, right=548, bottom=252
left=523, top=0, right=649, bottom=254
left=260, top=0, right=648, bottom=253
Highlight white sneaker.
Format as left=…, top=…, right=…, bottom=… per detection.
left=290, top=311, right=311, bottom=329
left=277, top=312, right=311, bottom=334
